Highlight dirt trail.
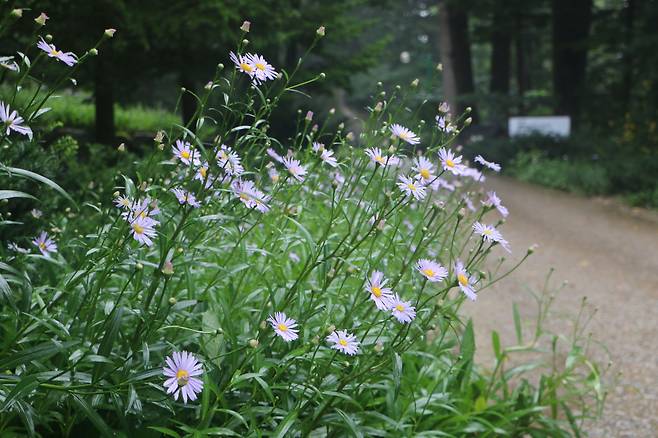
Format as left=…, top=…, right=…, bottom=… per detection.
left=465, top=176, right=658, bottom=437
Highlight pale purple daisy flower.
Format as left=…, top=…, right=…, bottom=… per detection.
left=289, top=252, right=301, bottom=263
left=312, top=142, right=325, bottom=153
left=268, top=312, right=299, bottom=342
left=333, top=172, right=345, bottom=187
left=397, top=175, right=426, bottom=200
left=430, top=178, right=455, bottom=192
left=327, top=330, right=360, bottom=355
left=163, top=351, right=204, bottom=404
left=438, top=101, right=451, bottom=113
left=125, top=198, right=160, bottom=222
left=463, top=195, right=476, bottom=212
left=473, top=222, right=511, bottom=253
left=416, top=259, right=448, bottom=283
left=37, top=37, right=77, bottom=66
left=216, top=145, right=244, bottom=176
left=171, top=188, right=201, bottom=208
left=247, top=53, right=277, bottom=85
left=7, top=242, right=29, bottom=254
left=412, top=156, right=435, bottom=182
left=172, top=140, right=199, bottom=166
left=454, top=260, right=477, bottom=301
left=229, top=51, right=255, bottom=78
left=474, top=155, right=501, bottom=172
left=268, top=167, right=280, bottom=184
left=130, top=216, right=157, bottom=246
left=438, top=147, right=466, bottom=175
left=232, top=179, right=270, bottom=213
left=390, top=294, right=416, bottom=323
left=390, top=123, right=420, bottom=145
left=365, top=147, right=400, bottom=167
left=114, top=195, right=132, bottom=209
left=320, top=149, right=338, bottom=168
left=365, top=271, right=394, bottom=310
left=436, top=115, right=456, bottom=133
left=482, top=191, right=508, bottom=217
left=282, top=156, right=307, bottom=182
left=0, top=56, right=19, bottom=72
left=0, top=101, right=33, bottom=140
left=32, top=231, right=57, bottom=256
left=194, top=162, right=216, bottom=189
left=267, top=148, right=284, bottom=164
left=462, top=167, right=485, bottom=182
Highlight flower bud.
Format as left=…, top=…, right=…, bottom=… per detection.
left=312, top=124, right=319, bottom=132
left=112, top=191, right=120, bottom=198
left=387, top=145, right=396, bottom=154
left=374, top=341, right=384, bottom=353
left=177, top=247, right=183, bottom=253
left=89, top=48, right=98, bottom=56
left=464, top=117, right=472, bottom=126
left=136, top=262, right=144, bottom=270
left=329, top=107, right=335, bottom=115
left=11, top=9, right=23, bottom=18
left=312, top=335, right=320, bottom=345
left=327, top=324, right=336, bottom=334
left=411, top=78, right=419, bottom=87
left=240, top=21, right=251, bottom=32
left=242, top=39, right=249, bottom=46
left=217, top=63, right=224, bottom=70
left=161, top=260, right=174, bottom=276
left=458, top=208, right=466, bottom=218
left=204, top=81, right=213, bottom=90
left=374, top=102, right=383, bottom=112
left=45, top=34, right=53, bottom=42
left=338, top=122, right=345, bottom=130
left=154, top=130, right=164, bottom=142
left=466, top=106, right=472, bottom=113
left=158, top=143, right=164, bottom=150
left=305, top=110, right=313, bottom=122
left=259, top=320, right=267, bottom=330
left=35, top=13, right=49, bottom=26
left=319, top=72, right=326, bottom=80
left=168, top=297, right=177, bottom=305
left=104, top=28, right=116, bottom=38
left=316, top=26, right=325, bottom=37
left=117, top=143, right=125, bottom=152
left=436, top=63, right=443, bottom=71
left=346, top=132, right=355, bottom=142
left=248, top=339, right=259, bottom=348
left=528, top=244, right=539, bottom=254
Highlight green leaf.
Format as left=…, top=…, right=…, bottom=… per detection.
left=147, top=426, right=181, bottom=438
left=0, top=341, right=77, bottom=370
left=513, top=303, right=523, bottom=344
left=335, top=408, right=364, bottom=438
left=0, top=375, right=40, bottom=411
left=273, top=410, right=298, bottom=438
left=4, top=166, right=75, bottom=207
left=70, top=394, right=115, bottom=438
left=491, top=330, right=501, bottom=360
left=93, top=307, right=124, bottom=382
left=0, top=190, right=37, bottom=201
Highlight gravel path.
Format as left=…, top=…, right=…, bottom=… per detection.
left=465, top=176, right=658, bottom=437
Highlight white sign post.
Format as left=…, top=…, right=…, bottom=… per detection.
left=508, top=116, right=571, bottom=138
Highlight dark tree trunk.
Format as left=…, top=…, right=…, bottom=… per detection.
left=552, top=0, right=593, bottom=124
left=439, top=1, right=478, bottom=121
left=622, top=0, right=636, bottom=112
left=490, top=11, right=511, bottom=95
left=179, top=70, right=197, bottom=130
left=94, top=45, right=115, bottom=144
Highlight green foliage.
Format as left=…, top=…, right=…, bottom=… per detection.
left=0, top=11, right=605, bottom=437
left=509, top=150, right=610, bottom=196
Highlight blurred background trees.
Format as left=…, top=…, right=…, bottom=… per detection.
left=2, top=0, right=658, bottom=203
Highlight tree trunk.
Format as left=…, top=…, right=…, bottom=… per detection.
left=94, top=45, right=115, bottom=144
left=621, top=0, right=635, bottom=112
left=552, top=0, right=593, bottom=124
left=490, top=11, right=511, bottom=95
left=438, top=0, right=477, bottom=121
left=514, top=13, right=530, bottom=114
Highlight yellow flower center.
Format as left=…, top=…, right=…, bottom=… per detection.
left=39, top=242, right=46, bottom=250
left=398, top=132, right=409, bottom=140
left=420, top=169, right=430, bottom=179
left=375, top=155, right=385, bottom=164
left=483, top=229, right=492, bottom=236
left=176, top=369, right=189, bottom=386
left=277, top=323, right=288, bottom=332
left=121, top=199, right=130, bottom=207
left=371, top=286, right=382, bottom=298
left=239, top=193, right=250, bottom=201
left=458, top=273, right=469, bottom=287
left=395, top=304, right=405, bottom=312
left=255, top=62, right=266, bottom=71
left=339, top=339, right=348, bottom=347
left=271, top=175, right=279, bottom=183
left=50, top=49, right=61, bottom=56
left=241, top=62, right=253, bottom=72
left=407, top=183, right=417, bottom=192
left=199, top=167, right=207, bottom=178
left=181, top=150, right=191, bottom=159
left=422, top=268, right=435, bottom=278
left=132, top=223, right=144, bottom=235
left=446, top=159, right=455, bottom=168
